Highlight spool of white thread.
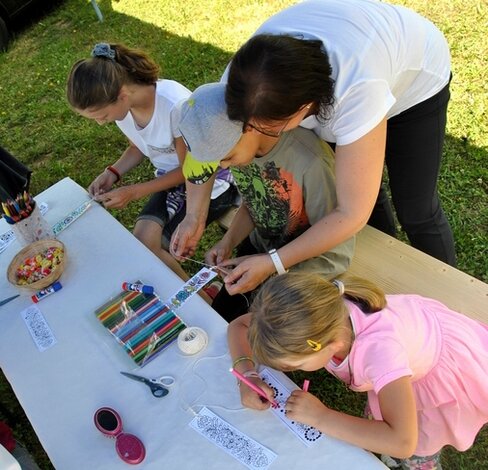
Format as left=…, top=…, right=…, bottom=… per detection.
left=177, top=327, right=208, bottom=355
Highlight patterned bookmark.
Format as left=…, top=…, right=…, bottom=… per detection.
left=0, top=199, right=91, bottom=251
left=189, top=407, right=277, bottom=469
left=164, top=267, right=217, bottom=310
left=51, top=200, right=92, bottom=235
left=21, top=305, right=57, bottom=352
left=259, top=368, right=323, bottom=446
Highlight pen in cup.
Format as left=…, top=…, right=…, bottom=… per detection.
left=229, top=368, right=278, bottom=407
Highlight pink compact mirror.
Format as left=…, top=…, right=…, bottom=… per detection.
left=94, top=407, right=145, bottom=465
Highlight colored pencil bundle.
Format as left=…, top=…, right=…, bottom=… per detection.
left=1, top=191, right=36, bottom=224
left=95, top=287, right=186, bottom=366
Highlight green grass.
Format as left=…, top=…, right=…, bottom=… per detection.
left=0, top=0, right=486, bottom=468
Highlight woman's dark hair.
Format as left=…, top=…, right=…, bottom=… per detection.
left=226, top=34, right=335, bottom=124
left=67, top=43, right=159, bottom=110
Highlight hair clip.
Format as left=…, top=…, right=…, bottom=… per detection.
left=332, top=279, right=345, bottom=295
left=306, top=339, right=322, bottom=351
left=91, top=43, right=116, bottom=60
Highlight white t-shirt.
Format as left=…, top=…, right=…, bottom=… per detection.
left=117, top=79, right=230, bottom=198
left=235, top=0, right=451, bottom=146
left=117, top=79, right=189, bottom=173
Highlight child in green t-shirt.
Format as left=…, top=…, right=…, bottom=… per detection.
left=175, top=83, right=354, bottom=321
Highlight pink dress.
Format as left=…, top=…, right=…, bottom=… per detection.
left=326, top=295, right=488, bottom=456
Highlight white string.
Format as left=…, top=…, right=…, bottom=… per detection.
left=169, top=226, right=250, bottom=308
left=177, top=353, right=246, bottom=417
left=178, top=254, right=232, bottom=277
left=169, top=225, right=232, bottom=276
left=177, top=327, right=208, bottom=355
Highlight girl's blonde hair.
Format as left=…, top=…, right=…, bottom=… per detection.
left=248, top=272, right=386, bottom=370
left=66, top=43, right=159, bottom=110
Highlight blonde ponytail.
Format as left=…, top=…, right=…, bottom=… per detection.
left=247, top=272, right=386, bottom=369
left=335, top=274, right=386, bottom=313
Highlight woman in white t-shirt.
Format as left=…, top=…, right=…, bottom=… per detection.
left=172, top=0, right=456, bottom=296
left=66, top=43, right=236, bottom=283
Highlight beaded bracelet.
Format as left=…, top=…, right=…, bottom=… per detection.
left=106, top=165, right=121, bottom=183
left=232, top=355, right=255, bottom=369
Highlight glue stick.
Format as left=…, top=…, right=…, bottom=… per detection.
left=32, top=281, right=63, bottom=303
left=122, top=282, right=154, bottom=295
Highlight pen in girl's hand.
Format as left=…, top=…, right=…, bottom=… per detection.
left=230, top=368, right=278, bottom=407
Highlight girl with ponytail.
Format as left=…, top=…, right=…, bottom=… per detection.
left=228, top=272, right=488, bottom=469
left=66, top=43, right=236, bottom=283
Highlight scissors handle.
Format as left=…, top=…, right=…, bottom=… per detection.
left=154, top=375, right=175, bottom=387
left=148, top=382, right=169, bottom=398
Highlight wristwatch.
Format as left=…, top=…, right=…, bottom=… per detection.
left=268, top=248, right=287, bottom=275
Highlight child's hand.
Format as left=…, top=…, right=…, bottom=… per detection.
left=219, top=254, right=276, bottom=295
left=205, top=240, right=233, bottom=266
left=88, top=170, right=117, bottom=197
left=170, top=216, right=205, bottom=259
left=239, top=377, right=275, bottom=411
left=285, top=390, right=328, bottom=428
left=95, top=186, right=135, bottom=209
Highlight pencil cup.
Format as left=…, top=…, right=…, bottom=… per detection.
left=9, top=203, right=53, bottom=246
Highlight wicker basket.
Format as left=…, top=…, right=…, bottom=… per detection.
left=7, top=239, right=66, bottom=290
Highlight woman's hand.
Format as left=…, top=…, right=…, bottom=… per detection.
left=285, top=390, right=329, bottom=428
left=205, top=239, right=234, bottom=266
left=239, top=377, right=275, bottom=411
left=95, top=186, right=136, bottom=209
left=219, top=253, right=276, bottom=295
left=88, top=170, right=117, bottom=197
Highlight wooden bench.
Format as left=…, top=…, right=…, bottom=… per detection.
left=217, top=207, right=488, bottom=323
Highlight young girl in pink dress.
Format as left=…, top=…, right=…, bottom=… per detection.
left=227, top=272, right=488, bottom=469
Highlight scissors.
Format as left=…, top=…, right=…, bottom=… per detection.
left=0, top=294, right=20, bottom=307
left=120, top=371, right=175, bottom=398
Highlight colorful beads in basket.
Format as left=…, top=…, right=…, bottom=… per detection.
left=15, top=246, right=64, bottom=285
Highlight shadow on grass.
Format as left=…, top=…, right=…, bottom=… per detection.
left=440, top=134, right=487, bottom=282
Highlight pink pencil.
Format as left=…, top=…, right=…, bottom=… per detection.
left=302, top=379, right=310, bottom=392
left=229, top=368, right=278, bottom=407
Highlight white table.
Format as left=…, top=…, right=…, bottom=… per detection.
left=0, top=178, right=385, bottom=469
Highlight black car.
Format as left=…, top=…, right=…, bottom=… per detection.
left=0, top=0, right=61, bottom=51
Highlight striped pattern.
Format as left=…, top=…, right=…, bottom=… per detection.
left=95, top=289, right=186, bottom=366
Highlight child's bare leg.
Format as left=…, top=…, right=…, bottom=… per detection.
left=133, top=219, right=189, bottom=279
left=133, top=219, right=212, bottom=304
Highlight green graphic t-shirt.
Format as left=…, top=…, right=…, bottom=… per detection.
left=183, top=127, right=355, bottom=276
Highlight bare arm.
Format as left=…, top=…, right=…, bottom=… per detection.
left=95, top=138, right=187, bottom=209
left=171, top=174, right=216, bottom=257
left=110, top=141, right=146, bottom=174
left=220, top=118, right=387, bottom=293
left=205, top=204, right=255, bottom=266
left=278, top=118, right=387, bottom=266
left=286, top=375, right=418, bottom=458
left=227, top=314, right=275, bottom=410
left=88, top=141, right=146, bottom=196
